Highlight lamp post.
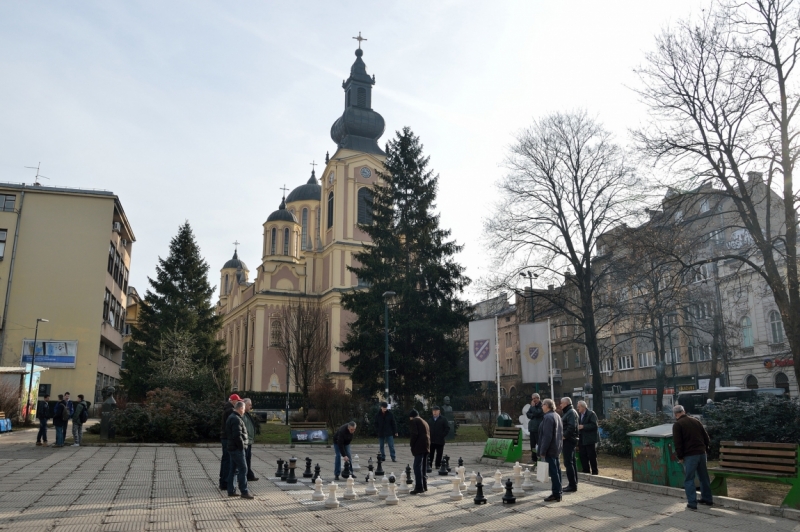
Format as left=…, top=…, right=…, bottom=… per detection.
left=26, top=318, right=48, bottom=423
left=382, top=291, right=396, bottom=403
left=519, top=272, right=538, bottom=322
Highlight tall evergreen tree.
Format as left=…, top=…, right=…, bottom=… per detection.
left=341, top=127, right=471, bottom=404
left=121, top=222, right=227, bottom=399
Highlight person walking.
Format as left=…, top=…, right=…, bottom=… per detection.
left=35, top=394, right=50, bottom=446
left=333, top=421, right=356, bottom=480
left=374, top=401, right=398, bottom=462
left=538, top=398, right=563, bottom=502
left=526, top=393, right=544, bottom=463
left=576, top=400, right=599, bottom=475
left=62, top=392, right=74, bottom=443
left=219, top=394, right=240, bottom=490
left=672, top=405, right=713, bottom=510
left=242, top=398, right=259, bottom=482
left=428, top=406, right=449, bottom=470
left=408, top=409, right=430, bottom=495
left=71, top=394, right=88, bottom=446
left=560, top=397, right=579, bottom=492
left=225, top=401, right=254, bottom=499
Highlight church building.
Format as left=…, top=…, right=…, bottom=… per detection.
left=217, top=44, right=385, bottom=393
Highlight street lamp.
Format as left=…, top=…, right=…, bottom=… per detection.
left=26, top=318, right=48, bottom=424
left=382, top=291, right=396, bottom=404
left=519, top=272, right=538, bottom=322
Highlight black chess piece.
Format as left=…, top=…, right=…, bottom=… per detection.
left=389, top=473, right=396, bottom=484
left=303, top=457, right=313, bottom=478
left=405, top=464, right=413, bottom=485
left=502, top=478, right=516, bottom=504
left=458, top=457, right=464, bottom=468
left=365, top=460, right=374, bottom=483
left=438, top=459, right=449, bottom=476
left=473, top=473, right=487, bottom=505
left=280, top=462, right=289, bottom=481
left=287, top=457, right=298, bottom=484
left=375, top=455, right=385, bottom=477
left=312, top=463, right=321, bottom=482
left=275, top=458, right=284, bottom=477
left=342, top=459, right=351, bottom=480
left=444, top=455, right=451, bottom=472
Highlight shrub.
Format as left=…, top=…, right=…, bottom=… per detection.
left=0, top=380, right=21, bottom=421
left=599, top=407, right=670, bottom=457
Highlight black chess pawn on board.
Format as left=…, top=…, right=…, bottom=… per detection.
left=312, top=463, right=321, bottom=482
left=438, top=459, right=449, bottom=476
left=275, top=458, right=284, bottom=477
left=458, top=457, right=464, bottom=468
left=342, top=459, right=351, bottom=479
left=502, top=478, right=516, bottom=504
left=303, top=457, right=313, bottom=478
left=280, top=462, right=289, bottom=481
left=365, top=460, right=374, bottom=483
left=473, top=473, right=487, bottom=505
left=405, top=464, right=413, bottom=485
left=287, top=457, right=298, bottom=484
left=444, top=455, right=451, bottom=472
left=375, top=455, right=385, bottom=477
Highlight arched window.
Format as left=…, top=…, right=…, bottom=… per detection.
left=769, top=311, right=784, bottom=343
left=357, top=188, right=373, bottom=224
left=327, top=192, right=334, bottom=229
left=500, top=387, right=507, bottom=398
left=225, top=274, right=229, bottom=295
left=270, top=320, right=281, bottom=347
left=283, top=228, right=290, bottom=255
left=270, top=228, right=277, bottom=255
left=741, top=316, right=753, bottom=348
left=775, top=372, right=790, bottom=396
left=509, top=386, right=517, bottom=397
left=301, top=208, right=308, bottom=250
left=745, top=375, right=759, bottom=389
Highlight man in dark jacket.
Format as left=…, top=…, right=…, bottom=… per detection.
left=62, top=392, right=74, bottom=444
left=428, top=406, right=450, bottom=469
left=577, top=400, right=599, bottom=475
left=219, top=394, right=239, bottom=490
left=225, top=401, right=253, bottom=499
left=243, top=398, right=259, bottom=481
left=526, top=393, right=544, bottom=463
left=560, top=397, right=579, bottom=492
left=71, top=395, right=88, bottom=447
left=52, top=394, right=69, bottom=447
left=672, top=405, right=713, bottom=510
left=35, top=394, right=50, bottom=446
left=374, top=402, right=398, bottom=462
left=333, top=421, right=356, bottom=480
left=538, top=399, right=563, bottom=502
left=408, top=409, right=430, bottom=495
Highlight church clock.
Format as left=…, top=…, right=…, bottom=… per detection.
left=360, top=167, right=372, bottom=179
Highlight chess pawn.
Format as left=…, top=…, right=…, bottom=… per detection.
left=458, top=457, right=464, bottom=468
left=341, top=459, right=351, bottom=480
left=492, top=470, right=504, bottom=492
left=287, top=457, right=298, bottom=484
left=449, top=477, right=463, bottom=501
left=444, top=455, right=451, bottom=472
left=364, top=472, right=378, bottom=496
left=457, top=465, right=467, bottom=491
left=405, top=464, right=413, bottom=485
left=521, top=468, right=535, bottom=491
left=275, top=458, right=284, bottom=477
left=312, top=477, right=326, bottom=501
left=502, top=478, right=516, bottom=504
left=303, top=457, right=313, bottom=478
left=378, top=475, right=390, bottom=500
left=386, top=475, right=399, bottom=506
left=343, top=477, right=358, bottom=500
left=324, top=482, right=340, bottom=508
left=375, top=455, right=385, bottom=477
left=281, top=462, right=289, bottom=482
left=312, top=463, right=321, bottom=482
left=352, top=454, right=361, bottom=471
left=467, top=471, right=478, bottom=494
left=397, top=471, right=409, bottom=494
left=473, top=473, right=487, bottom=505
left=513, top=462, right=523, bottom=488
left=438, top=459, right=449, bottom=476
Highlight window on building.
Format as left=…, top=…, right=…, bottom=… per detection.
left=745, top=374, right=759, bottom=389
left=700, top=199, right=710, bottom=212
left=103, top=289, right=111, bottom=320
left=327, top=192, right=334, bottom=229
left=561, top=320, right=567, bottom=338
left=618, top=355, right=634, bottom=370
left=563, top=352, right=569, bottom=369
left=575, top=349, right=581, bottom=366
left=775, top=372, right=790, bottom=396
left=283, top=228, right=290, bottom=256
left=692, top=263, right=711, bottom=283
left=769, top=310, right=784, bottom=343
left=552, top=352, right=558, bottom=369
left=504, top=331, right=512, bottom=349
left=600, top=358, right=613, bottom=373
left=270, top=320, right=282, bottom=347
left=357, top=87, right=367, bottom=107
left=0, top=229, right=6, bottom=260
left=357, top=188, right=373, bottom=225
left=301, top=209, right=308, bottom=250
left=675, top=210, right=683, bottom=221
left=1, top=195, right=15, bottom=212
left=123, top=267, right=129, bottom=293
left=108, top=242, right=115, bottom=274
left=709, top=229, right=725, bottom=245
left=665, top=347, right=681, bottom=364
left=270, top=228, right=277, bottom=255
left=688, top=344, right=711, bottom=362
left=637, top=351, right=656, bottom=368
left=741, top=316, right=753, bottom=348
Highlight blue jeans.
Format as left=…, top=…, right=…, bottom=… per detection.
left=334, top=444, right=352, bottom=478
left=379, top=435, right=396, bottom=461
left=37, top=418, right=48, bottom=443
left=546, top=456, right=562, bottom=497
left=412, top=453, right=428, bottom=491
left=683, top=454, right=712, bottom=505
left=227, top=448, right=249, bottom=495
left=219, top=439, right=229, bottom=487
left=55, top=425, right=65, bottom=446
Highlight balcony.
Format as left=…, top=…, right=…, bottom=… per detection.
left=550, top=368, right=562, bottom=383
left=770, top=343, right=788, bottom=355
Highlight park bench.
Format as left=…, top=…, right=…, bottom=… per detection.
left=481, top=426, right=523, bottom=463
left=289, top=422, right=330, bottom=447
left=709, top=441, right=800, bottom=509
left=454, top=412, right=467, bottom=425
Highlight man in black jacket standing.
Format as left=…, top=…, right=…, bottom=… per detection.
left=526, top=393, right=544, bottom=463
left=538, top=399, right=563, bottom=502
left=672, top=405, right=713, bottom=510
left=374, top=401, right=398, bottom=462
left=225, top=401, right=254, bottom=499
left=577, top=400, right=599, bottom=475
left=408, top=410, right=430, bottom=495
left=35, top=394, right=50, bottom=446
left=219, top=394, right=240, bottom=490
left=560, top=397, right=579, bottom=493
left=333, top=421, right=357, bottom=480
left=428, top=406, right=449, bottom=470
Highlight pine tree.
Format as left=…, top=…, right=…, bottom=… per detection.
left=341, top=127, right=471, bottom=405
left=121, top=222, right=227, bottom=399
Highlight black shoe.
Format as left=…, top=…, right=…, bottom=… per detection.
left=698, top=499, right=714, bottom=506
left=228, top=492, right=238, bottom=497
left=240, top=492, right=254, bottom=499
left=219, top=485, right=227, bottom=490
left=544, top=494, right=562, bottom=502
left=391, top=458, right=396, bottom=462
left=335, top=476, right=340, bottom=481
left=247, top=476, right=259, bottom=482
left=563, top=486, right=577, bottom=493
left=409, top=490, right=423, bottom=495
left=686, top=504, right=697, bottom=510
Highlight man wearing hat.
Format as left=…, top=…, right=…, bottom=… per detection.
left=219, top=394, right=241, bottom=490
left=408, top=410, right=430, bottom=495
left=374, top=401, right=398, bottom=462
left=428, top=405, right=450, bottom=470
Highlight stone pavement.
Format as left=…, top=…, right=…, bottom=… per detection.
left=1, top=441, right=799, bottom=531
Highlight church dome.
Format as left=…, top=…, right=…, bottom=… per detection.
left=267, top=197, right=298, bottom=223
left=286, top=170, right=322, bottom=203
left=223, top=250, right=247, bottom=270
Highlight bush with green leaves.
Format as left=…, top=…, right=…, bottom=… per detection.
left=599, top=407, right=670, bottom=457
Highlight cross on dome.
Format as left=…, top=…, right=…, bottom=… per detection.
left=352, top=32, right=367, bottom=49
left=232, top=240, right=240, bottom=251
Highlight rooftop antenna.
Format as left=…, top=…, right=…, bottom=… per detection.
left=24, top=162, right=50, bottom=186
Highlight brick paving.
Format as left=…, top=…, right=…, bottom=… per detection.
left=0, top=441, right=799, bottom=531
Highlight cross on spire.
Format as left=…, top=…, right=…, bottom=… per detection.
left=233, top=240, right=240, bottom=251
left=353, top=32, right=367, bottom=49
left=310, top=161, right=317, bottom=170
left=280, top=184, right=290, bottom=197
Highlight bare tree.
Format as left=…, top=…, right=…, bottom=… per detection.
left=276, top=300, right=329, bottom=404
left=484, top=110, right=641, bottom=418
left=635, top=0, right=800, bottom=387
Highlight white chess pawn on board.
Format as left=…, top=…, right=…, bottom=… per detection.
left=365, top=472, right=378, bottom=496
left=378, top=475, right=390, bottom=500
left=521, top=468, right=535, bottom=491
left=324, top=482, right=340, bottom=508
left=352, top=454, right=361, bottom=471
left=385, top=478, right=399, bottom=505
left=449, top=477, right=463, bottom=501
left=492, top=470, right=504, bottom=492
left=397, top=471, right=409, bottom=493
left=467, top=471, right=478, bottom=494
left=343, top=476, right=358, bottom=500
left=312, top=477, right=326, bottom=501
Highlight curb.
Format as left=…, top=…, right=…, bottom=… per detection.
left=80, top=441, right=488, bottom=449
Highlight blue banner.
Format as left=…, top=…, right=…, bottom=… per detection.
left=21, top=340, right=78, bottom=368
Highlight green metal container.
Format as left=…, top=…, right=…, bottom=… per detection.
left=496, top=413, right=513, bottom=427
left=628, top=423, right=684, bottom=488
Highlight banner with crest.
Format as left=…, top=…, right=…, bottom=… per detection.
left=468, top=318, right=497, bottom=382
left=519, top=321, right=550, bottom=383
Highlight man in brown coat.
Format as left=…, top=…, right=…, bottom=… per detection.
left=672, top=405, right=713, bottom=510
left=408, top=409, right=430, bottom=494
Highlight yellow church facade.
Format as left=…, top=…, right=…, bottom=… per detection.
left=217, top=46, right=385, bottom=393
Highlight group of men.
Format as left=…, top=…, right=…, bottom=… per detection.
left=34, top=392, right=89, bottom=447
left=371, top=401, right=450, bottom=470
left=218, top=393, right=259, bottom=500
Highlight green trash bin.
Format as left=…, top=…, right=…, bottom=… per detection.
left=496, top=413, right=513, bottom=427
left=627, top=423, right=685, bottom=488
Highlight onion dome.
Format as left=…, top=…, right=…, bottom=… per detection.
left=223, top=249, right=247, bottom=270
left=330, top=48, right=385, bottom=155
left=286, top=170, right=322, bottom=203
left=266, top=197, right=298, bottom=223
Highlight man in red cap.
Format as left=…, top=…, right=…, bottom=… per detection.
left=219, top=394, right=241, bottom=490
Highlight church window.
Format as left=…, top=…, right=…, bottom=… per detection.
left=270, top=320, right=282, bottom=347
left=225, top=274, right=229, bottom=295
left=301, top=208, right=308, bottom=250
left=270, top=228, right=277, bottom=255
left=357, top=87, right=366, bottom=107
left=357, top=188, right=373, bottom=224
left=327, top=192, right=334, bottom=229
left=283, top=228, right=290, bottom=255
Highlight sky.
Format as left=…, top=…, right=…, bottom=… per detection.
left=0, top=1, right=705, bottom=302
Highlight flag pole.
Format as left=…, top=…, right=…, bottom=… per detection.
left=548, top=318, right=554, bottom=399
left=495, top=315, right=501, bottom=415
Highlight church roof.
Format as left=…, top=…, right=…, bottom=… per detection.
left=267, top=197, right=298, bottom=223
left=286, top=170, right=322, bottom=203
left=223, top=249, right=248, bottom=271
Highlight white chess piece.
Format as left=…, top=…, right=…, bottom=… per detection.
left=449, top=477, right=463, bottom=501
left=385, top=478, right=399, bottom=505
left=365, top=472, right=378, bottom=496
left=352, top=454, right=361, bottom=471
left=513, top=462, right=523, bottom=487
left=492, top=470, right=504, bottom=493
left=458, top=465, right=467, bottom=491
left=397, top=471, right=409, bottom=494
left=378, top=475, right=390, bottom=500
left=324, top=482, right=340, bottom=508
left=312, top=477, right=326, bottom=501
left=521, top=468, right=535, bottom=491
left=343, top=476, right=358, bottom=500
left=467, top=471, right=478, bottom=494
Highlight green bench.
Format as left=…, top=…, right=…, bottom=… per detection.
left=709, top=441, right=800, bottom=509
left=482, top=426, right=523, bottom=463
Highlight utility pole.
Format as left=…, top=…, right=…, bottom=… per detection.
left=26, top=318, right=48, bottom=424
